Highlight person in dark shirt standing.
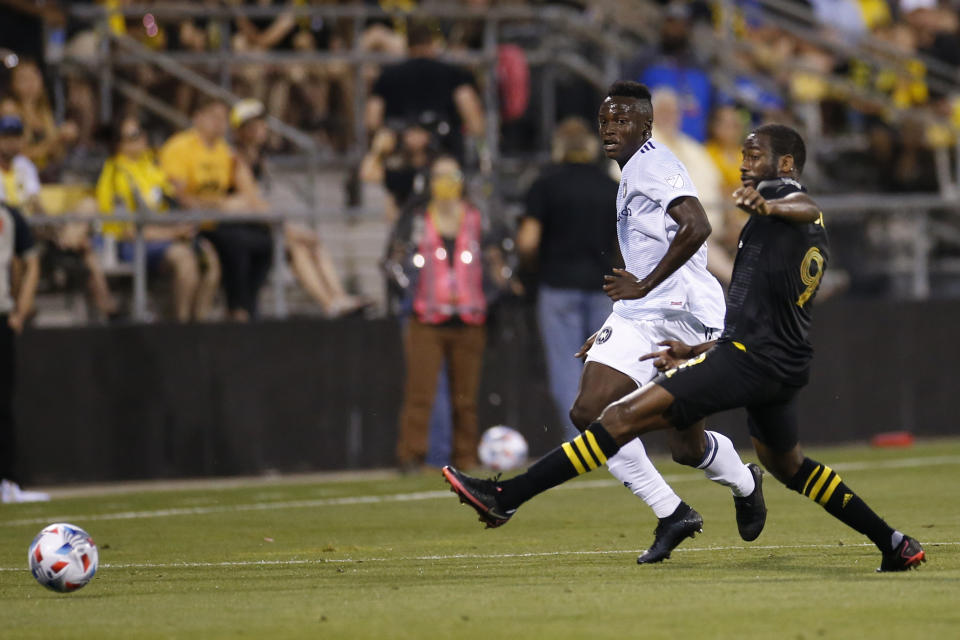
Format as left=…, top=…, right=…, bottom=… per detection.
left=0, top=203, right=47, bottom=503
left=516, top=117, right=618, bottom=433
left=442, top=124, right=926, bottom=573
left=365, top=20, right=485, bottom=163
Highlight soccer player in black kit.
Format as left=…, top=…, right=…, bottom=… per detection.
left=443, top=124, right=926, bottom=572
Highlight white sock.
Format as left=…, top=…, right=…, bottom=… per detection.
left=605, top=438, right=682, bottom=518
left=698, top=430, right=755, bottom=497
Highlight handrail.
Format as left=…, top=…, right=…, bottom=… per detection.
left=67, top=3, right=587, bottom=23
left=744, top=0, right=960, bottom=90
left=108, top=35, right=319, bottom=155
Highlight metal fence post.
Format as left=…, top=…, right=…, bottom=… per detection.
left=911, top=209, right=930, bottom=300
left=218, top=17, right=232, bottom=90
left=97, top=21, right=113, bottom=124
left=271, top=220, right=288, bottom=318
left=133, top=220, right=148, bottom=321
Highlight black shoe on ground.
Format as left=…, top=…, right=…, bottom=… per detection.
left=637, top=502, right=703, bottom=564
left=442, top=466, right=514, bottom=529
left=877, top=535, right=926, bottom=572
left=734, top=463, right=766, bottom=542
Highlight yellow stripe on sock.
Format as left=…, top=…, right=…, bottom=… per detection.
left=808, top=466, right=833, bottom=499
left=562, top=442, right=587, bottom=474
left=802, top=465, right=822, bottom=496
left=818, top=474, right=843, bottom=505
left=584, top=430, right=608, bottom=465
left=732, top=341, right=747, bottom=352
left=573, top=436, right=599, bottom=470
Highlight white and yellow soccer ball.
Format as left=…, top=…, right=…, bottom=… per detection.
left=478, top=426, right=529, bottom=471
left=28, top=523, right=99, bottom=593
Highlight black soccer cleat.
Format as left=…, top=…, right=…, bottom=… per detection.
left=877, top=535, right=926, bottom=572
left=733, top=463, right=767, bottom=542
left=637, top=503, right=703, bottom=564
left=442, top=466, right=515, bottom=529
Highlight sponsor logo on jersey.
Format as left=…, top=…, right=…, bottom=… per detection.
left=596, top=326, right=612, bottom=344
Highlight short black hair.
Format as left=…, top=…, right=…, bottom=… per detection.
left=407, top=20, right=435, bottom=48
left=753, top=124, right=806, bottom=175
left=606, top=81, right=652, bottom=102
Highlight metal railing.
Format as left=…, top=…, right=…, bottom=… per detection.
left=27, top=210, right=314, bottom=322
left=818, top=194, right=960, bottom=300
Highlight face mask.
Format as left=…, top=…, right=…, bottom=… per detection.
left=431, top=176, right=463, bottom=201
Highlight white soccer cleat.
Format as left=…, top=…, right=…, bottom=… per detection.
left=1, top=479, right=51, bottom=504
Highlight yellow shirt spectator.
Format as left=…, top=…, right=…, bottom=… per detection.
left=705, top=141, right=741, bottom=194
left=95, top=152, right=173, bottom=239
left=158, top=129, right=234, bottom=201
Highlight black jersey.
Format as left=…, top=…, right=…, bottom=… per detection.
left=718, top=178, right=829, bottom=385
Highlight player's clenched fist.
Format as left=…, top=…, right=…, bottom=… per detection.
left=733, top=186, right=770, bottom=216
left=602, top=268, right=650, bottom=301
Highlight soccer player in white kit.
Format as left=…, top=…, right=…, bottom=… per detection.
left=566, top=81, right=765, bottom=563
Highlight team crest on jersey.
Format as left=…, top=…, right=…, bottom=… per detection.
left=596, top=327, right=612, bottom=344
left=665, top=174, right=684, bottom=189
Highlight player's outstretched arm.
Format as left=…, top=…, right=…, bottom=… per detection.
left=602, top=196, right=711, bottom=301
left=733, top=187, right=821, bottom=224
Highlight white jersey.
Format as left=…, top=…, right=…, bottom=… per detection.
left=613, top=138, right=725, bottom=329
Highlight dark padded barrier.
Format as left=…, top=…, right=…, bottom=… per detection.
left=12, top=299, right=959, bottom=484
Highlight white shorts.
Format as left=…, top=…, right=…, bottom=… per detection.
left=585, top=311, right=718, bottom=386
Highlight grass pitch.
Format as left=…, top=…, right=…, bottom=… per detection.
left=1, top=439, right=958, bottom=640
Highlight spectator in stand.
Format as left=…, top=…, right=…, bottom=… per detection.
left=159, top=97, right=272, bottom=322
left=0, top=114, right=41, bottom=214
left=387, top=155, right=513, bottom=472
left=651, top=88, right=733, bottom=284
left=633, top=2, right=712, bottom=142
left=0, top=108, right=118, bottom=320
left=231, top=99, right=367, bottom=316
left=704, top=105, right=750, bottom=264
left=515, top=117, right=617, bottom=434
left=0, top=200, right=46, bottom=503
left=96, top=115, right=216, bottom=323
left=365, top=20, right=485, bottom=164
left=234, top=0, right=355, bottom=151
left=8, top=59, right=77, bottom=180
left=360, top=121, right=436, bottom=222
left=168, top=0, right=225, bottom=115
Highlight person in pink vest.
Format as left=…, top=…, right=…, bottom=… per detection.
left=388, top=156, right=511, bottom=472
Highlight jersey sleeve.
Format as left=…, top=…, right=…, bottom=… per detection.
left=453, top=66, right=477, bottom=90
left=758, top=178, right=805, bottom=200
left=10, top=206, right=36, bottom=256
left=524, top=174, right=548, bottom=222
left=633, top=156, right=699, bottom=213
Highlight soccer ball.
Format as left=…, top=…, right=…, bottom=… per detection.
left=478, top=426, right=528, bottom=471
left=28, top=523, right=99, bottom=593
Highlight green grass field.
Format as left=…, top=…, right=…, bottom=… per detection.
left=1, top=439, right=958, bottom=639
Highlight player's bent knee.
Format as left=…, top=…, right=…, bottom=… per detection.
left=597, top=402, right=637, bottom=443
left=568, top=402, right=597, bottom=432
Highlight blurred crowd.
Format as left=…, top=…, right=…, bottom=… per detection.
left=0, top=0, right=957, bottom=326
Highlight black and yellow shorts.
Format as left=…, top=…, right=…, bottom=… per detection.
left=654, top=342, right=803, bottom=452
